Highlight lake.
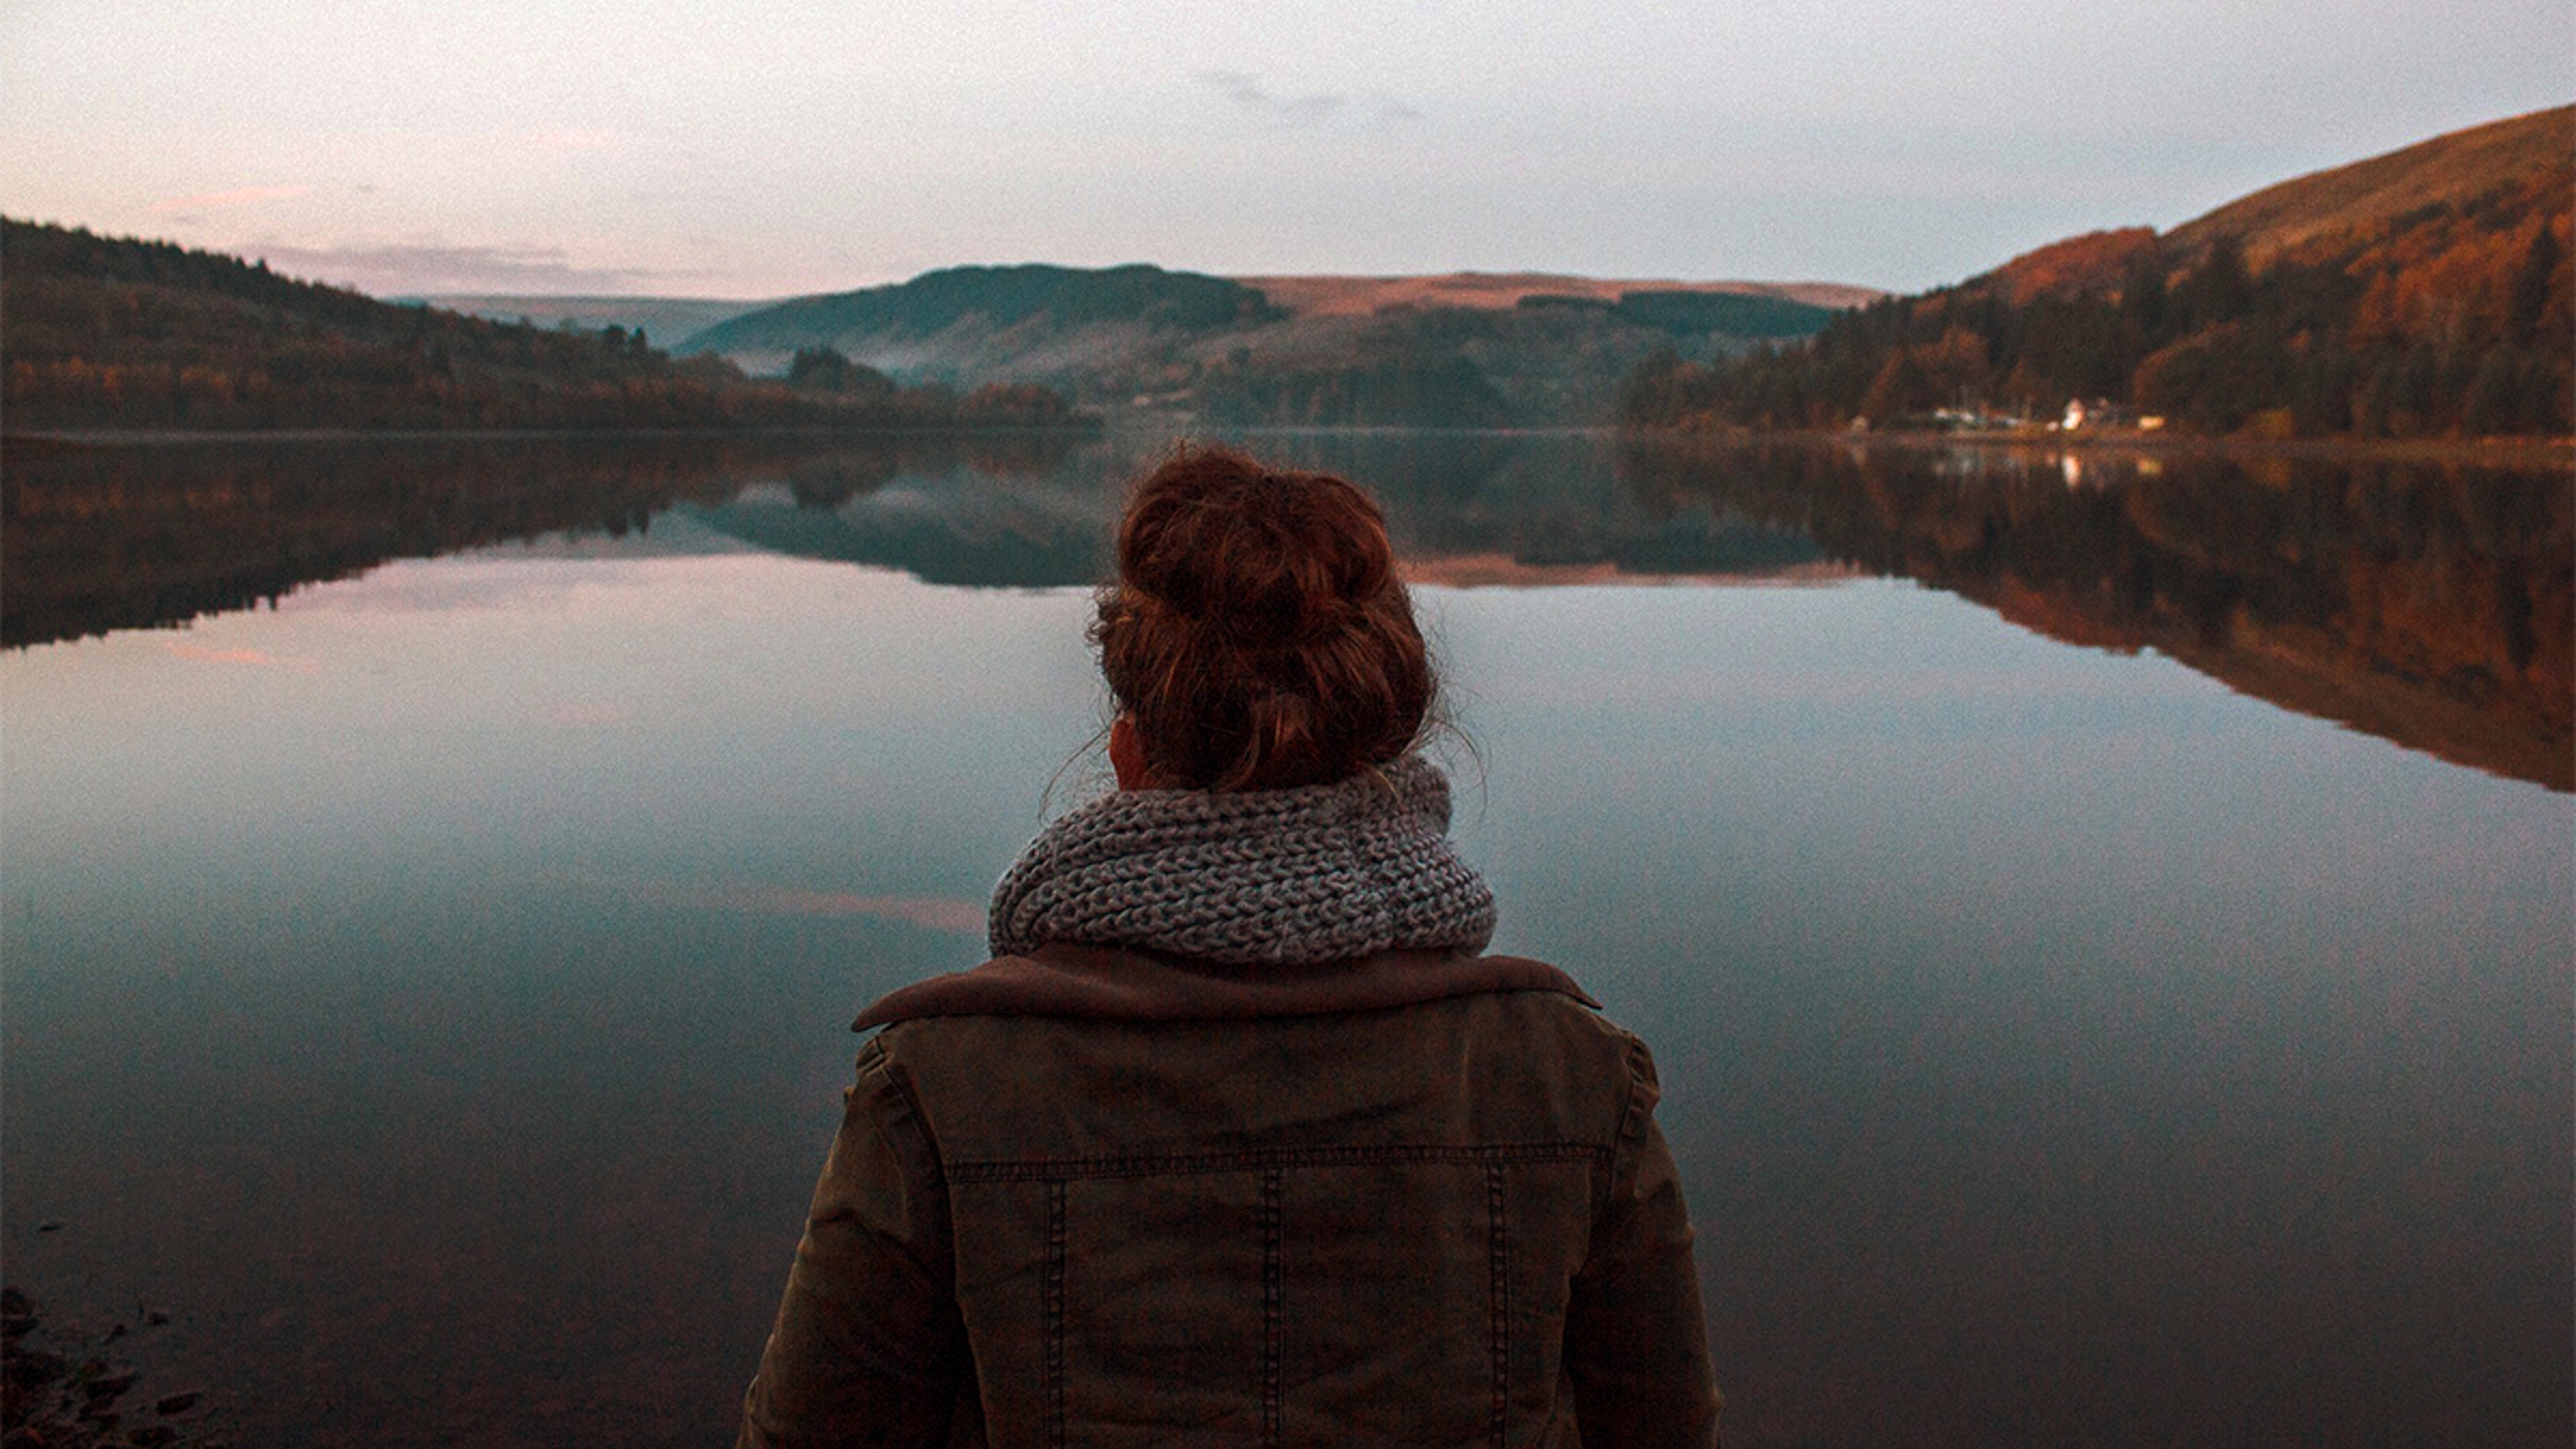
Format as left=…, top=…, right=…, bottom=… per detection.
left=3, top=427, right=2568, bottom=1446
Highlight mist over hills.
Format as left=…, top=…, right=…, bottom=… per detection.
left=676, top=264, right=1856, bottom=426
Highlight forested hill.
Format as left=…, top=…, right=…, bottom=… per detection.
left=683, top=263, right=1853, bottom=427
left=686, top=264, right=1283, bottom=359
left=1622, top=105, right=2575, bottom=439
left=1, top=220, right=1081, bottom=433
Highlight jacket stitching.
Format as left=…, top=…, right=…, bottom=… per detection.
left=859, top=1046, right=951, bottom=1191
left=1261, top=1166, right=1283, bottom=1449
left=1485, top=1162, right=1509, bottom=1449
left=1046, top=1179, right=1067, bottom=1449
left=948, top=1142, right=1607, bottom=1183
left=1596, top=1033, right=1657, bottom=1230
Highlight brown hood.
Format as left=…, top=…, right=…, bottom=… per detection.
left=855, top=941, right=1599, bottom=1030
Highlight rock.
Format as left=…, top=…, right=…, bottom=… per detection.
left=152, top=1393, right=198, bottom=1416
left=33, top=1223, right=61, bottom=1234
left=4, top=1347, right=66, bottom=1389
left=127, top=1426, right=178, bottom=1446
left=82, top=1366, right=138, bottom=1400
left=140, top=1312, right=169, bottom=1328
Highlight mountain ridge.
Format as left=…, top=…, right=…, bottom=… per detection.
left=0, top=219, right=1085, bottom=433
left=683, top=262, right=1866, bottom=425
left=1623, top=105, right=2575, bottom=439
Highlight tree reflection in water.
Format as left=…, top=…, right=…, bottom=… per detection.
left=1616, top=438, right=2571, bottom=791
left=7, top=430, right=2566, bottom=789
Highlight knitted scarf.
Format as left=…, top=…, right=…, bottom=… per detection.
left=988, top=755, right=1497, bottom=968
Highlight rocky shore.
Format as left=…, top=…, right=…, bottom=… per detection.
left=1, top=1287, right=225, bottom=1448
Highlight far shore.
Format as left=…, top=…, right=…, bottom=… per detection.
left=1623, top=425, right=2576, bottom=468
left=0, top=421, right=1106, bottom=452
left=7, top=422, right=2569, bottom=471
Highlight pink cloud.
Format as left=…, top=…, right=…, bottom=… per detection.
left=163, top=640, right=319, bottom=670
left=149, top=184, right=311, bottom=213
left=239, top=239, right=658, bottom=297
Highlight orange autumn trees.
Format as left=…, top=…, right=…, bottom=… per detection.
left=1623, top=107, right=2573, bottom=440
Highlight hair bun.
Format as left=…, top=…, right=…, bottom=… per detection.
left=1093, top=445, right=1434, bottom=791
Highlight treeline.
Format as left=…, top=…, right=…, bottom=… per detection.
left=1195, top=350, right=1517, bottom=427
left=686, top=262, right=1285, bottom=356
left=1621, top=171, right=2573, bottom=439
left=1, top=219, right=1085, bottom=433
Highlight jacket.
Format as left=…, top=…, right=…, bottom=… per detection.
left=738, top=941, right=1721, bottom=1448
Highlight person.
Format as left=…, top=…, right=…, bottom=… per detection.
left=738, top=443, right=1721, bottom=1448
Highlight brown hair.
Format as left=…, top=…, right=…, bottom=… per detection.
left=1092, top=444, right=1434, bottom=792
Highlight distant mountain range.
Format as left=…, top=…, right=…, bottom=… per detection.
left=1623, top=105, right=2575, bottom=439
left=431, top=268, right=1872, bottom=427
left=24, top=105, right=2563, bottom=441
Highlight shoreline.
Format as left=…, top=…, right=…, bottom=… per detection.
left=1622, top=425, right=2576, bottom=468
left=0, top=421, right=1106, bottom=453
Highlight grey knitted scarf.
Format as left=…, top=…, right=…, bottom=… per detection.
left=988, top=755, right=1497, bottom=967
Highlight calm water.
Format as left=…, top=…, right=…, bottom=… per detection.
left=3, top=429, right=2568, bottom=1446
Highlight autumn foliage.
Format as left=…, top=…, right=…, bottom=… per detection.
left=1622, top=109, right=2575, bottom=439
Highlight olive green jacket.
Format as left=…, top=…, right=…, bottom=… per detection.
left=739, top=944, right=1720, bottom=1448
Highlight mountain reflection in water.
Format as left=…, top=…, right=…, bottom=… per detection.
left=7, top=429, right=2565, bottom=789
left=1619, top=438, right=2573, bottom=790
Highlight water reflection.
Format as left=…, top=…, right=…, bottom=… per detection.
left=4, top=431, right=2567, bottom=1446
left=1618, top=439, right=2573, bottom=789
left=9, top=430, right=2566, bottom=788
left=0, top=431, right=1092, bottom=648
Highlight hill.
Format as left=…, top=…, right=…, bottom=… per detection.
left=684, top=262, right=1281, bottom=366
left=685, top=264, right=1864, bottom=426
left=0, top=220, right=1083, bottom=433
left=2164, top=107, right=2576, bottom=266
left=1623, top=105, right=2575, bottom=440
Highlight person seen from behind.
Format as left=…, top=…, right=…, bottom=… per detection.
left=739, top=443, right=1721, bottom=1446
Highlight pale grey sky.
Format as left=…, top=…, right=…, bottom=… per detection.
left=3, top=0, right=2567, bottom=299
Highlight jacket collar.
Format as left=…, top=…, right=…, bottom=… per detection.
left=855, top=941, right=1598, bottom=1030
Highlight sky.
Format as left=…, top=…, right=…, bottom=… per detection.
left=3, top=0, right=2567, bottom=301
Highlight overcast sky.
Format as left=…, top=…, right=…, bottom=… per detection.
left=3, top=0, right=2566, bottom=299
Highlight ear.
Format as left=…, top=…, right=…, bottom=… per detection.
left=1109, top=716, right=1154, bottom=790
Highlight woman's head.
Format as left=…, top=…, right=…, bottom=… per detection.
left=1093, top=445, right=1434, bottom=792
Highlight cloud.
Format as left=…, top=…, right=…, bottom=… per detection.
left=149, top=184, right=311, bottom=214
left=238, top=241, right=661, bottom=297
left=1195, top=70, right=1349, bottom=127
left=163, top=640, right=319, bottom=670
